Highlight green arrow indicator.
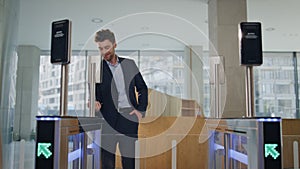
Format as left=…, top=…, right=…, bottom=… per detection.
left=264, top=144, right=280, bottom=159
left=37, top=143, right=52, bottom=159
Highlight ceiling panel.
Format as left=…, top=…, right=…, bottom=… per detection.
left=18, top=0, right=300, bottom=51
left=18, top=0, right=208, bottom=51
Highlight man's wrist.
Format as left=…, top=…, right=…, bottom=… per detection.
left=139, top=111, right=146, bottom=118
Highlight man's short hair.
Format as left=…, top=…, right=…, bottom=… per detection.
left=94, top=29, right=116, bottom=44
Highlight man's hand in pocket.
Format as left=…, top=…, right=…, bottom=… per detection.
left=87, top=101, right=102, bottom=112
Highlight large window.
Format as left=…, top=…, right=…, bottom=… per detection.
left=39, top=51, right=300, bottom=118
left=139, top=50, right=185, bottom=98
left=38, top=50, right=188, bottom=116
left=254, top=52, right=299, bottom=118
left=39, top=52, right=87, bottom=116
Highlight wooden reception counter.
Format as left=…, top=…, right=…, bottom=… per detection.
left=282, top=119, right=300, bottom=169
left=114, top=90, right=300, bottom=168
left=115, top=118, right=300, bottom=169
left=115, top=116, right=208, bottom=169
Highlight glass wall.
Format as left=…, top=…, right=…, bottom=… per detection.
left=10, top=49, right=300, bottom=169
left=254, top=52, right=300, bottom=118
left=139, top=50, right=185, bottom=98
left=38, top=50, right=190, bottom=117
left=2, top=0, right=299, bottom=169
left=39, top=52, right=88, bottom=116
left=0, top=0, right=20, bottom=169
left=38, top=51, right=300, bottom=119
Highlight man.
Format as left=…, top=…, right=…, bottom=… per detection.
left=93, top=29, right=148, bottom=169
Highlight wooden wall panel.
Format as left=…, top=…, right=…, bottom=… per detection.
left=115, top=117, right=208, bottom=169
left=176, top=135, right=208, bottom=169
left=282, top=119, right=300, bottom=135
left=282, top=119, right=300, bottom=169
left=138, top=117, right=208, bottom=169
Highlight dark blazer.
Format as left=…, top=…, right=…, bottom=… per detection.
left=95, top=57, right=148, bottom=131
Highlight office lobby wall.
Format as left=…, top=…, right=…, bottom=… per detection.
left=0, top=0, right=20, bottom=168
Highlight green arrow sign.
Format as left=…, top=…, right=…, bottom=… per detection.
left=37, top=143, right=52, bottom=159
left=264, top=144, right=280, bottom=159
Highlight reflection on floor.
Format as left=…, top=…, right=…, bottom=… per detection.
left=12, top=140, right=35, bottom=169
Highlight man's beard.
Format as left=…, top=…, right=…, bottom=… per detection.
left=104, top=51, right=114, bottom=62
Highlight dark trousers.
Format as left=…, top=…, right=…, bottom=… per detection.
left=101, top=110, right=139, bottom=169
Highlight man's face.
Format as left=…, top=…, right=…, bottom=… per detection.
left=97, top=39, right=116, bottom=62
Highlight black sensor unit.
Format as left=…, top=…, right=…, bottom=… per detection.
left=239, top=22, right=263, bottom=66
left=51, top=19, right=71, bottom=64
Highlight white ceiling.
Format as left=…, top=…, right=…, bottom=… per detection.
left=247, top=0, right=300, bottom=52
left=18, top=0, right=300, bottom=51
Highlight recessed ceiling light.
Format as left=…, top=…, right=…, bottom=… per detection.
left=91, top=18, right=103, bottom=23
left=265, top=27, right=275, bottom=31
left=141, top=26, right=149, bottom=30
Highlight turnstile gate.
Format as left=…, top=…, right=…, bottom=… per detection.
left=207, top=117, right=282, bottom=169
left=35, top=116, right=103, bottom=169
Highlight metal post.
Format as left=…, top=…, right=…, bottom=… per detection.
left=73, top=135, right=80, bottom=169
left=215, top=63, right=220, bottom=118
left=208, top=132, right=216, bottom=169
left=60, top=64, right=69, bottom=116
left=135, top=140, right=140, bottom=169
left=210, top=56, right=224, bottom=118
left=245, top=66, right=254, bottom=117
left=94, top=129, right=101, bottom=169
left=81, top=133, right=88, bottom=169
left=293, top=141, right=299, bottom=169
left=89, top=63, right=96, bottom=117
left=172, top=140, right=177, bottom=169
left=138, top=50, right=141, bottom=69
left=224, top=133, right=230, bottom=169
left=293, top=52, right=300, bottom=118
